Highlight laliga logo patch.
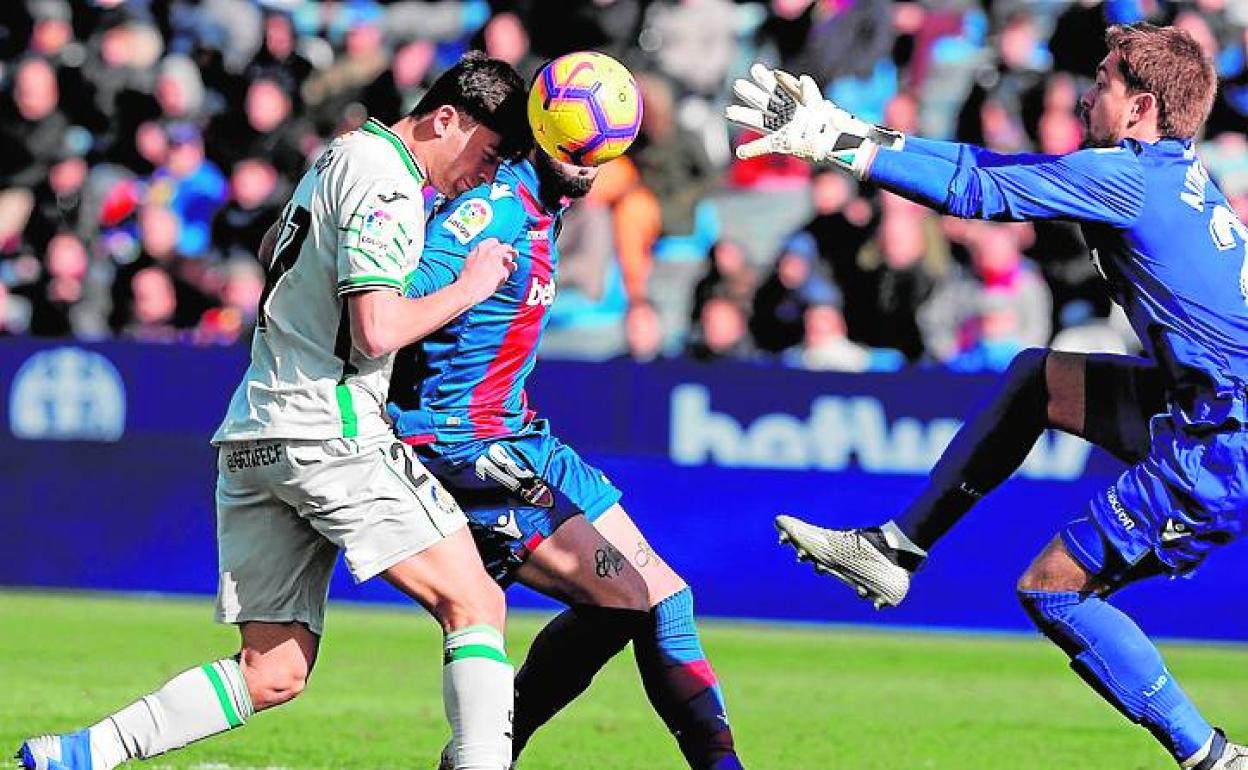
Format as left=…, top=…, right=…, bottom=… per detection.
left=360, top=208, right=395, bottom=250
left=443, top=199, right=493, bottom=244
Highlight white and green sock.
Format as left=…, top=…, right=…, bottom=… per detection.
left=443, top=626, right=513, bottom=770
left=86, top=657, right=254, bottom=769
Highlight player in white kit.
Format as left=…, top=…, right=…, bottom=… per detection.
left=16, top=52, right=531, bottom=770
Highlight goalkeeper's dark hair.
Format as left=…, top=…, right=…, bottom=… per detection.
left=411, top=51, right=532, bottom=160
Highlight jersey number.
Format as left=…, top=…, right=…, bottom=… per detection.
left=258, top=204, right=312, bottom=332
left=1209, top=205, right=1248, bottom=305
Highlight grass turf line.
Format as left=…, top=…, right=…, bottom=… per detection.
left=2, top=591, right=1245, bottom=769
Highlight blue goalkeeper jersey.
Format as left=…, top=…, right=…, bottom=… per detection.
left=872, top=137, right=1248, bottom=428
left=388, top=160, right=561, bottom=444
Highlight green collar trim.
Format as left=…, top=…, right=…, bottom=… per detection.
left=362, top=119, right=425, bottom=184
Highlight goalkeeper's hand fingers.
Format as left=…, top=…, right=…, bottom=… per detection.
left=735, top=131, right=781, bottom=160
left=727, top=62, right=799, bottom=133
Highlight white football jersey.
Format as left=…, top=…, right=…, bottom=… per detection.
left=213, top=119, right=427, bottom=443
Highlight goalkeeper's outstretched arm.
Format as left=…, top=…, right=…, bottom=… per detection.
left=727, top=63, right=1145, bottom=227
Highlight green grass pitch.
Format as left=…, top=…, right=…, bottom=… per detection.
left=3, top=591, right=1245, bottom=769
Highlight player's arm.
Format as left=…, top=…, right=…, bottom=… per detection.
left=347, top=239, right=515, bottom=358
left=257, top=220, right=280, bottom=268
left=335, top=177, right=518, bottom=359
left=728, top=63, right=1145, bottom=226
left=406, top=183, right=529, bottom=299
left=865, top=144, right=1145, bottom=225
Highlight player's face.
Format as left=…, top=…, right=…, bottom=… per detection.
left=533, top=150, right=598, bottom=204
left=429, top=109, right=505, bottom=196
left=1079, top=51, right=1143, bottom=148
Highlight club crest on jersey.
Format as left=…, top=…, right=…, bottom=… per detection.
left=443, top=198, right=493, bottom=244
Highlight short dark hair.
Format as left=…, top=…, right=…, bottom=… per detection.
left=411, top=51, right=531, bottom=159
left=1105, top=23, right=1217, bottom=140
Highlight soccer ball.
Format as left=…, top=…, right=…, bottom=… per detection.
left=528, top=51, right=643, bottom=167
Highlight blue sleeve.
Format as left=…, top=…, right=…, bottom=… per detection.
left=869, top=144, right=1145, bottom=226
left=903, top=136, right=1037, bottom=168
left=405, top=187, right=527, bottom=298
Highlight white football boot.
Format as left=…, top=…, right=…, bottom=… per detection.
left=1184, top=731, right=1248, bottom=770
left=435, top=743, right=516, bottom=770
left=774, top=516, right=925, bottom=609
left=14, top=731, right=92, bottom=770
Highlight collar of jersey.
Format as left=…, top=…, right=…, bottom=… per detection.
left=362, top=118, right=427, bottom=185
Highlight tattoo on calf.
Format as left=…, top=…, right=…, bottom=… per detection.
left=594, top=546, right=625, bottom=579
left=635, top=539, right=657, bottom=568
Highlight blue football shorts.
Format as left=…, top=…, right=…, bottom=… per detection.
left=415, top=419, right=622, bottom=585
left=1059, top=355, right=1248, bottom=585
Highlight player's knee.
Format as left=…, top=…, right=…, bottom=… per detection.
left=1005, top=347, right=1048, bottom=391
left=591, top=561, right=650, bottom=612
left=435, top=577, right=507, bottom=633
left=1016, top=586, right=1081, bottom=639
left=239, top=654, right=311, bottom=711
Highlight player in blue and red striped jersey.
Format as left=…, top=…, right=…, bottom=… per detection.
left=729, top=22, right=1246, bottom=770
left=386, top=146, right=745, bottom=770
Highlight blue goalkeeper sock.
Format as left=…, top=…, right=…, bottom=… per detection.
left=634, top=588, right=743, bottom=770
left=1019, top=590, right=1214, bottom=762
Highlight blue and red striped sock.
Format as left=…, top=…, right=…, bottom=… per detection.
left=634, top=588, right=744, bottom=770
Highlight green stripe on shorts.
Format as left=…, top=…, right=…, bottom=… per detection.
left=335, top=383, right=358, bottom=438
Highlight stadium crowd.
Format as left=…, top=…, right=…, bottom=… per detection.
left=0, top=0, right=1246, bottom=372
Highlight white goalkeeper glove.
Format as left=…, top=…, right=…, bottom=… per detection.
left=725, top=63, right=904, bottom=178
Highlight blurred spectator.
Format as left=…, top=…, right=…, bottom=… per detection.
left=25, top=128, right=90, bottom=247
left=197, top=256, right=264, bottom=345
left=154, top=54, right=208, bottom=126
left=301, top=6, right=388, bottom=136
left=480, top=11, right=542, bottom=83
left=246, top=9, right=313, bottom=105
left=750, top=232, right=838, bottom=354
left=761, top=0, right=894, bottom=88
left=383, top=1, right=496, bottom=51
left=587, top=74, right=717, bottom=304
left=0, top=56, right=71, bottom=191
left=851, top=206, right=949, bottom=361
left=556, top=202, right=616, bottom=304
left=642, top=0, right=738, bottom=97
left=112, top=205, right=214, bottom=332
left=206, top=71, right=311, bottom=180
left=922, top=223, right=1051, bottom=363
left=519, top=0, right=645, bottom=63
left=25, top=230, right=102, bottom=337
left=1050, top=299, right=1132, bottom=355
left=623, top=300, right=666, bottom=363
left=783, top=290, right=904, bottom=372
left=148, top=123, right=228, bottom=258
left=1209, top=23, right=1248, bottom=136
left=210, top=158, right=283, bottom=263
left=1, top=0, right=1244, bottom=357
left=689, top=293, right=754, bottom=362
left=691, top=239, right=758, bottom=324
left=86, top=17, right=167, bottom=173
left=797, top=166, right=877, bottom=293
left=361, top=40, right=437, bottom=126
left=956, top=9, right=1049, bottom=150
left=123, top=265, right=180, bottom=342
left=943, top=289, right=1027, bottom=373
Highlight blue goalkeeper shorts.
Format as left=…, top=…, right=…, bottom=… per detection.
left=1058, top=355, right=1247, bottom=584
left=415, top=419, right=621, bottom=585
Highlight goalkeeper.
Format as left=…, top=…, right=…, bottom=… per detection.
left=729, top=22, right=1247, bottom=770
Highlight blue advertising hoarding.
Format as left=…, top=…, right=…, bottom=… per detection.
left=1, top=339, right=1243, bottom=640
